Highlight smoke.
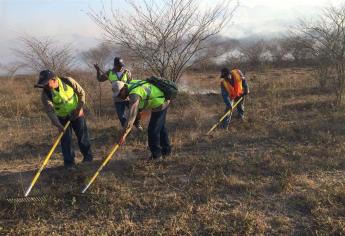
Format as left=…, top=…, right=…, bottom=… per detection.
left=179, top=75, right=220, bottom=95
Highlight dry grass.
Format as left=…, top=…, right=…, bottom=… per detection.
left=0, top=67, right=344, bottom=235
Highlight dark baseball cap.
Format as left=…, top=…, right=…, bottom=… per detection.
left=114, top=57, right=125, bottom=67
left=34, top=70, right=56, bottom=88
left=220, top=68, right=230, bottom=78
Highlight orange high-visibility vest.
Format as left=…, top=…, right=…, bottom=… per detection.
left=221, top=69, right=243, bottom=99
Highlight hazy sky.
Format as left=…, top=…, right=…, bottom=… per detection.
left=0, top=0, right=343, bottom=64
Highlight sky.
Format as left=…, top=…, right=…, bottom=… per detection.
left=0, top=0, right=344, bottom=66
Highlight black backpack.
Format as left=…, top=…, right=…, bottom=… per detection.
left=146, top=76, right=178, bottom=100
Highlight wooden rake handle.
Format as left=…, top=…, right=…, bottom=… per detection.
left=206, top=97, right=243, bottom=135
left=81, top=128, right=132, bottom=194
left=24, top=121, right=71, bottom=197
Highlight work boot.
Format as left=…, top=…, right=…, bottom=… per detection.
left=64, top=163, right=77, bottom=171
left=220, top=123, right=229, bottom=131
left=162, top=148, right=171, bottom=158
left=134, top=118, right=144, bottom=132
left=82, top=157, right=93, bottom=163
left=148, top=154, right=163, bottom=163
left=135, top=123, right=144, bottom=132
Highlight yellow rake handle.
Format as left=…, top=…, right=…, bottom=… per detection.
left=81, top=128, right=132, bottom=194
left=206, top=97, right=243, bottom=135
left=25, top=121, right=71, bottom=197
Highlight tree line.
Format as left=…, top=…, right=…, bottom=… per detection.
left=2, top=1, right=345, bottom=105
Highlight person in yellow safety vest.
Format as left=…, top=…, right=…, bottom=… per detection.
left=220, top=68, right=249, bottom=129
left=94, top=57, right=143, bottom=131
left=35, top=70, right=93, bottom=170
left=112, top=79, right=171, bottom=161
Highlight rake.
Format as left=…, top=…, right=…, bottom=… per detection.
left=1, top=192, right=106, bottom=207
left=82, top=128, right=132, bottom=193
left=24, top=121, right=71, bottom=197
left=206, top=96, right=243, bottom=135
left=2, top=195, right=49, bottom=205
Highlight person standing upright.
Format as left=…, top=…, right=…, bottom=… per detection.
left=94, top=57, right=142, bottom=130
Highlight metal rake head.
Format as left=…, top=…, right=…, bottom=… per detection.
left=1, top=192, right=103, bottom=206
left=2, top=195, right=48, bottom=206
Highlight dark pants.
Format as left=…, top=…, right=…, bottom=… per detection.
left=115, top=101, right=141, bottom=127
left=115, top=101, right=128, bottom=127
left=223, top=97, right=245, bottom=127
left=148, top=107, right=171, bottom=158
left=59, top=116, right=93, bottom=166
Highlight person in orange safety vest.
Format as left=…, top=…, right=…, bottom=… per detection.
left=220, top=67, right=249, bottom=129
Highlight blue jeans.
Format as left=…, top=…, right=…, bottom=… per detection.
left=59, top=116, right=93, bottom=165
left=115, top=101, right=128, bottom=127
left=222, top=97, right=245, bottom=127
left=148, top=107, right=171, bottom=158
left=115, top=101, right=142, bottom=127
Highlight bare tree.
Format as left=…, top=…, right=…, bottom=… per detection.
left=81, top=42, right=114, bottom=71
left=1, top=62, right=22, bottom=80
left=281, top=36, right=312, bottom=66
left=291, top=4, right=345, bottom=104
left=191, top=36, right=239, bottom=72
left=81, top=42, right=115, bottom=116
left=88, top=0, right=238, bottom=82
left=266, top=38, right=289, bottom=66
left=313, top=48, right=333, bottom=89
left=239, top=39, right=267, bottom=69
left=285, top=35, right=331, bottom=88
left=224, top=52, right=246, bottom=70
left=14, top=35, right=75, bottom=75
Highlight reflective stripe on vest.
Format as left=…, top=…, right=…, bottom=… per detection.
left=221, top=69, right=243, bottom=99
left=108, top=70, right=129, bottom=83
left=128, top=80, right=165, bottom=110
left=52, top=78, right=78, bottom=117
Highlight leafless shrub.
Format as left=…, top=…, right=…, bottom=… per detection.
left=81, top=42, right=114, bottom=71
left=80, top=42, right=115, bottom=116
left=312, top=48, right=333, bottom=89
left=290, top=3, right=345, bottom=104
left=0, top=62, right=23, bottom=80
left=266, top=38, right=290, bottom=66
left=88, top=0, right=239, bottom=82
left=281, top=36, right=313, bottom=66
left=191, top=36, right=240, bottom=72
left=239, top=39, right=267, bottom=69
left=14, top=35, right=76, bottom=75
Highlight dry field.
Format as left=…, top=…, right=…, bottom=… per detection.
left=0, top=68, right=344, bottom=235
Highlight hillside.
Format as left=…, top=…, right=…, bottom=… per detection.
left=0, top=68, right=344, bottom=235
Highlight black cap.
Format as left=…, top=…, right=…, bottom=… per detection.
left=220, top=68, right=230, bottom=78
left=34, top=70, right=56, bottom=88
left=114, top=57, right=125, bottom=67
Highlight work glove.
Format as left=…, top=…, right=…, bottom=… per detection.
left=243, top=90, right=249, bottom=96
left=118, top=134, right=126, bottom=146
left=235, top=95, right=243, bottom=101
left=118, top=126, right=132, bottom=145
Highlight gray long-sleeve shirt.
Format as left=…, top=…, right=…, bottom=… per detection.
left=124, top=94, right=170, bottom=130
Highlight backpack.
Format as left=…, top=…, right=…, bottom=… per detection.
left=146, top=76, right=178, bottom=100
